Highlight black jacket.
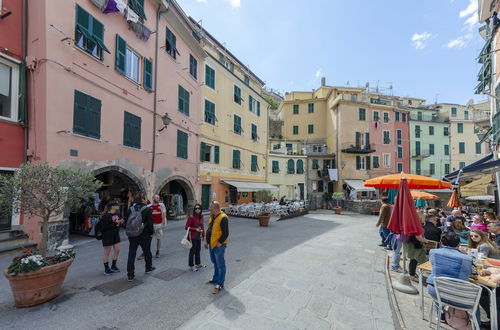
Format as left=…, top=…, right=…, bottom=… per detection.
left=424, top=221, right=442, bottom=242
left=127, top=203, right=154, bottom=236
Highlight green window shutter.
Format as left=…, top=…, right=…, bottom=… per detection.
left=129, top=0, right=146, bottom=21
left=293, top=126, right=298, bottom=135
left=166, top=28, right=177, bottom=58
left=249, top=95, right=253, bottom=111
left=143, top=58, right=153, bottom=91
left=429, top=144, right=434, bottom=155
left=312, top=159, right=318, bottom=169
left=189, top=54, right=197, bottom=79
left=457, top=123, right=463, bottom=133
left=178, top=86, right=190, bottom=116
left=297, top=160, right=304, bottom=174
left=214, top=146, right=220, bottom=164
left=257, top=101, right=260, bottom=116
left=459, top=142, right=465, bottom=154
left=476, top=142, right=482, bottom=154
left=73, top=90, right=89, bottom=136
left=272, top=160, right=279, bottom=173
left=234, top=85, right=241, bottom=104
left=115, top=34, right=126, bottom=74
left=365, top=156, right=371, bottom=170
left=87, top=96, right=101, bottom=139
left=205, top=65, right=215, bottom=89
left=293, top=104, right=299, bottom=114
left=373, top=111, right=379, bottom=122
left=204, top=100, right=215, bottom=124
left=359, top=108, right=365, bottom=121
left=308, top=124, right=314, bottom=134
left=233, top=150, right=240, bottom=169
left=76, top=5, right=90, bottom=32
left=251, top=124, right=257, bottom=140
left=251, top=155, right=258, bottom=172
left=123, top=111, right=141, bottom=148
left=356, top=156, right=361, bottom=170
left=234, top=115, right=241, bottom=134
left=287, top=159, right=295, bottom=174
left=200, top=142, right=206, bottom=162
left=177, top=130, right=188, bottom=159
left=373, top=156, right=379, bottom=168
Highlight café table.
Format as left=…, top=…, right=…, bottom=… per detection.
left=417, top=260, right=498, bottom=329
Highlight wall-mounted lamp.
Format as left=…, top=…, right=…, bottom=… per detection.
left=158, top=113, right=172, bottom=132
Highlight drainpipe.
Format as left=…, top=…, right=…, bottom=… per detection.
left=22, top=0, right=28, bottom=163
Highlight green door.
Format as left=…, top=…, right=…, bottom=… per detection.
left=201, top=184, right=211, bottom=210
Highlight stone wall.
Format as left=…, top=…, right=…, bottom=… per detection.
left=343, top=200, right=381, bottom=215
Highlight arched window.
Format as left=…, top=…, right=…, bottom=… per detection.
left=296, top=160, right=304, bottom=174
left=287, top=159, right=295, bottom=174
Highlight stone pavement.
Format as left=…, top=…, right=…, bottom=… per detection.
left=180, top=212, right=394, bottom=330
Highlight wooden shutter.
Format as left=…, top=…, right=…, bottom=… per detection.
left=76, top=5, right=90, bottom=35
left=257, top=101, right=260, bottom=116
left=251, top=155, right=258, bottom=172
left=143, top=58, right=153, bottom=91
left=73, top=90, right=88, bottom=136
left=123, top=112, right=141, bottom=148
left=356, top=156, right=361, bottom=170
left=233, top=150, right=240, bottom=169
left=87, top=96, right=101, bottom=139
left=288, top=159, right=295, bottom=174
left=200, top=142, right=206, bottom=162
left=249, top=95, right=253, bottom=111
left=365, top=156, right=371, bottom=170
left=214, top=146, right=220, bottom=164
left=252, top=124, right=257, bottom=140
left=355, top=132, right=361, bottom=148
left=115, top=35, right=126, bottom=74
left=365, top=133, right=370, bottom=148
left=297, top=160, right=304, bottom=173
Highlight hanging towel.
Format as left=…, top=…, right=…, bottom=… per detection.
left=129, top=21, right=142, bottom=34
left=115, top=0, right=127, bottom=13
left=126, top=7, right=139, bottom=23
left=103, top=0, right=119, bottom=13
left=91, top=0, right=108, bottom=10
left=138, top=24, right=152, bottom=41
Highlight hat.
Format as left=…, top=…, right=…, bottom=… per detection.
left=107, top=200, right=120, bottom=207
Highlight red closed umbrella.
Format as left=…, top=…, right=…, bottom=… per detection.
left=388, top=178, right=424, bottom=237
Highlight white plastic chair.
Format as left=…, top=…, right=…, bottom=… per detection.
left=429, top=277, right=483, bottom=330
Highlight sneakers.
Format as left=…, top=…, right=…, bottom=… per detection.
left=137, top=254, right=144, bottom=260
left=127, top=275, right=135, bottom=282
left=378, top=243, right=386, bottom=247
left=390, top=268, right=402, bottom=273
left=191, top=266, right=199, bottom=272
left=155, top=251, right=160, bottom=258
left=212, top=284, right=223, bottom=294
left=104, top=268, right=114, bottom=275
left=145, top=267, right=156, bottom=274
left=196, top=264, right=207, bottom=269
left=205, top=280, right=217, bottom=285
left=111, top=265, right=120, bottom=273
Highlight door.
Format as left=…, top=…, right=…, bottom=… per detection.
left=0, top=171, right=13, bottom=231
left=298, top=183, right=304, bottom=201
left=201, top=184, right=211, bottom=210
left=229, top=186, right=238, bottom=204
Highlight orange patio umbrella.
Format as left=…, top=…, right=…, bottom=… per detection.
left=410, top=191, right=438, bottom=200
left=447, top=189, right=462, bottom=208
left=364, top=172, right=452, bottom=190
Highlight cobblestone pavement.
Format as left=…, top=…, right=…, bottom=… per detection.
left=0, top=211, right=393, bottom=329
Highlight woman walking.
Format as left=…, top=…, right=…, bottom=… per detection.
left=185, top=204, right=205, bottom=271
left=101, top=200, right=124, bottom=275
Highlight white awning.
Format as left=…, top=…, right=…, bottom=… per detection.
left=465, top=195, right=495, bottom=201
left=221, top=180, right=278, bottom=192
left=345, top=179, right=376, bottom=192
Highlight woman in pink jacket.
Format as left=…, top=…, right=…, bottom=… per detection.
left=469, top=215, right=488, bottom=233
left=185, top=204, right=206, bottom=271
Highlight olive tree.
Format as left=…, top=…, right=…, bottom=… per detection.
left=0, top=163, right=102, bottom=257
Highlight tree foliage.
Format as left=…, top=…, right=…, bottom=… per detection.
left=266, top=97, right=281, bottom=110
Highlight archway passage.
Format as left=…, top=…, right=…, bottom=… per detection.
left=69, top=169, right=144, bottom=235
left=159, top=177, right=195, bottom=219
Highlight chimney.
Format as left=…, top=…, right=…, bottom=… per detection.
left=321, top=77, right=326, bottom=87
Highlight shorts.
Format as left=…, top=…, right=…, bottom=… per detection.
left=153, top=224, right=164, bottom=239
left=102, top=230, right=120, bottom=247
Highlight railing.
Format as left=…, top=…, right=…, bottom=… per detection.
left=473, top=110, right=491, bottom=122
left=409, top=114, right=449, bottom=123
left=341, top=143, right=375, bottom=154
left=337, top=94, right=394, bottom=106
left=411, top=150, right=430, bottom=158
left=305, top=145, right=333, bottom=155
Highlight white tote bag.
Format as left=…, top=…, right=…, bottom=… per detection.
left=181, top=229, right=192, bottom=249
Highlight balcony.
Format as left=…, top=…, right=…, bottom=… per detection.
left=317, top=169, right=330, bottom=178
left=341, top=143, right=375, bottom=154
left=305, top=145, right=333, bottom=156
left=410, top=114, right=449, bottom=123
left=412, top=150, right=431, bottom=158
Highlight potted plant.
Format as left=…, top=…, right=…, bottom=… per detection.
left=255, top=190, right=273, bottom=226
left=332, top=192, right=344, bottom=215
left=0, top=163, right=101, bottom=307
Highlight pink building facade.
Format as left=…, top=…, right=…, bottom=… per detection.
left=25, top=0, right=205, bottom=241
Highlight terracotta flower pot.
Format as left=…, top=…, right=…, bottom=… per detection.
left=334, top=208, right=342, bottom=215
left=4, top=258, right=73, bottom=308
left=259, top=215, right=270, bottom=227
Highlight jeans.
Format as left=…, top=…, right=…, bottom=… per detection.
left=379, top=226, right=390, bottom=245
left=127, top=234, right=153, bottom=277
left=209, top=244, right=227, bottom=286
left=391, top=239, right=402, bottom=270
left=189, top=238, right=201, bottom=267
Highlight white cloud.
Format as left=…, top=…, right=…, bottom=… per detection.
left=459, top=0, right=477, bottom=18
left=411, top=32, right=432, bottom=50
left=196, top=0, right=207, bottom=3
left=227, top=0, right=240, bottom=8
left=447, top=38, right=467, bottom=48
left=464, top=13, right=478, bottom=31
left=315, top=68, right=322, bottom=78
left=446, top=0, right=478, bottom=49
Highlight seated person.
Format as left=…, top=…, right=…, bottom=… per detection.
left=487, top=222, right=500, bottom=247
left=427, top=232, right=480, bottom=322
left=446, top=209, right=465, bottom=224
left=484, top=212, right=497, bottom=224
left=423, top=216, right=442, bottom=243
left=470, top=215, right=488, bottom=233
left=451, top=218, right=469, bottom=246
left=468, top=229, right=500, bottom=259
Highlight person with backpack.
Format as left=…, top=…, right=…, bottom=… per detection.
left=99, top=200, right=124, bottom=275
left=149, top=194, right=167, bottom=258
left=126, top=193, right=155, bottom=281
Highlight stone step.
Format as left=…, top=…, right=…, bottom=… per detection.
left=0, top=230, right=37, bottom=255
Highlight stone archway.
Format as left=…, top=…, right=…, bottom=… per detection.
left=156, top=176, right=196, bottom=218
left=93, top=165, right=146, bottom=195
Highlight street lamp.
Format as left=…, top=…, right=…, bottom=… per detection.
left=158, top=113, right=172, bottom=132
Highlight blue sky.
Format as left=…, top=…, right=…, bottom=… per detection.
left=177, top=0, right=488, bottom=105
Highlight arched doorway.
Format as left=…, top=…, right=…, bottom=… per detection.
left=157, top=176, right=195, bottom=219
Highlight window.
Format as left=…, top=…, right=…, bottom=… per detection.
left=383, top=154, right=390, bottom=167
left=165, top=28, right=178, bottom=59
left=249, top=96, right=260, bottom=116
left=444, top=164, right=450, bottom=175
left=204, top=99, right=216, bottom=125
left=308, top=103, right=314, bottom=113
left=444, top=127, right=449, bottom=136
left=359, top=108, right=366, bottom=121
left=444, top=144, right=449, bottom=156
left=75, top=5, right=109, bottom=60
left=125, top=47, right=140, bottom=82
left=459, top=162, right=466, bottom=169
left=476, top=142, right=482, bottom=154
left=402, top=113, right=407, bottom=122
left=430, top=163, right=435, bottom=175
left=397, top=163, right=403, bottom=173
left=415, top=125, right=420, bottom=138
left=128, top=0, right=146, bottom=21
left=383, top=131, right=390, bottom=144
left=351, top=94, right=358, bottom=102
left=451, top=107, right=457, bottom=117
left=293, top=104, right=299, bottom=114
left=123, top=111, right=141, bottom=148
left=232, top=150, right=241, bottom=169
left=397, top=146, right=403, bottom=159
left=415, top=159, right=421, bottom=174
left=205, top=65, right=215, bottom=89
left=308, top=124, right=314, bottom=134
left=415, top=141, right=421, bottom=155
left=273, top=143, right=281, bottom=150
left=272, top=160, right=279, bottom=173
left=373, top=156, right=380, bottom=168
left=429, top=126, right=434, bottom=135
left=251, top=155, right=258, bottom=172
left=296, top=160, right=304, bottom=174
left=73, top=90, right=101, bottom=139
left=176, top=130, right=188, bottom=159
left=464, top=110, right=469, bottom=120
left=373, top=111, right=379, bottom=122
left=429, top=144, right=434, bottom=155
left=313, top=145, right=323, bottom=152
left=286, top=143, right=292, bottom=151
left=459, top=142, right=465, bottom=154
left=457, top=123, right=463, bottom=133
left=0, top=59, right=20, bottom=121
left=417, top=112, right=422, bottom=121
left=287, top=159, right=295, bottom=174
left=234, top=85, right=242, bottom=105
left=317, top=180, right=324, bottom=192
left=396, top=130, right=402, bottom=145
left=115, top=35, right=150, bottom=87
left=383, top=112, right=389, bottom=123
left=200, top=142, right=219, bottom=163
left=178, top=85, right=190, bottom=116
left=251, top=123, right=258, bottom=141
left=244, top=74, right=250, bottom=85
left=395, top=112, right=400, bottom=122
left=233, top=115, right=242, bottom=135
left=189, top=54, right=197, bottom=79
left=312, top=159, right=319, bottom=169
left=293, top=126, right=299, bottom=135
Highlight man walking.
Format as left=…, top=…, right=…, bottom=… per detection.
left=126, top=194, right=155, bottom=281
left=150, top=195, right=166, bottom=258
left=204, top=201, right=229, bottom=294
left=375, top=197, right=391, bottom=248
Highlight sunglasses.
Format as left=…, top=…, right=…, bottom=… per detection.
left=470, top=235, right=480, bottom=238
left=195, top=207, right=201, bottom=210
